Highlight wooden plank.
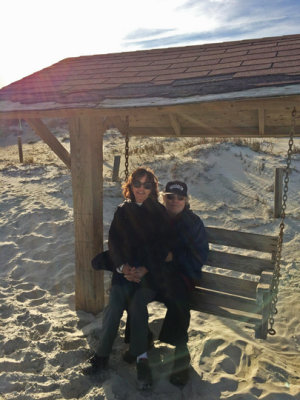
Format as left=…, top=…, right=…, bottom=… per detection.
left=206, top=250, right=275, bottom=274
left=191, top=288, right=260, bottom=315
left=190, top=295, right=260, bottom=325
left=26, top=118, right=71, bottom=169
left=206, top=227, right=277, bottom=253
left=69, top=115, right=105, bottom=314
left=194, top=271, right=258, bottom=299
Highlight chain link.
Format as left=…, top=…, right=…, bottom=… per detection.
left=268, top=107, right=296, bottom=335
left=124, top=116, right=129, bottom=182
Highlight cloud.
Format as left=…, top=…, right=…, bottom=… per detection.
left=123, top=18, right=298, bottom=49
left=123, top=0, right=300, bottom=49
left=125, top=28, right=175, bottom=40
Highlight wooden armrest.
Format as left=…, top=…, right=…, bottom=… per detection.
left=257, top=271, right=273, bottom=293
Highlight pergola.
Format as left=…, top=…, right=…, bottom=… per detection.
left=1, top=34, right=299, bottom=314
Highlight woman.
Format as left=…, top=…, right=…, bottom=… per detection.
left=158, top=180, right=209, bottom=386
left=83, top=167, right=171, bottom=390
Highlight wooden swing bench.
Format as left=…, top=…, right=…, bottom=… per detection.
left=190, top=226, right=277, bottom=339
left=93, top=226, right=278, bottom=340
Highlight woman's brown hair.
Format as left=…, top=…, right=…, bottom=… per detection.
left=122, top=167, right=159, bottom=201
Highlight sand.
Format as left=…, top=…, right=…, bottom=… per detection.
left=0, top=124, right=299, bottom=399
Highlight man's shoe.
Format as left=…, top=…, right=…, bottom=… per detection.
left=170, top=367, right=190, bottom=387
left=136, top=358, right=152, bottom=390
left=170, top=346, right=191, bottom=387
left=122, top=350, right=136, bottom=364
left=82, top=354, right=109, bottom=375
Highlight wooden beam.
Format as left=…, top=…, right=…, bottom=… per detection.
left=178, top=111, right=225, bottom=136
left=258, top=108, right=265, bottom=135
left=102, top=115, right=128, bottom=134
left=127, top=125, right=300, bottom=137
left=69, top=115, right=105, bottom=314
left=1, top=95, right=299, bottom=121
left=168, top=113, right=182, bottom=136
left=26, top=118, right=71, bottom=169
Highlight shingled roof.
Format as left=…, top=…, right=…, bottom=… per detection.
left=1, top=34, right=300, bottom=114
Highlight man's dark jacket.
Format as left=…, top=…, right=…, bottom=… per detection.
left=169, top=206, right=209, bottom=281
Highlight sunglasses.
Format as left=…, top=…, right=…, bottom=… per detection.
left=166, top=194, right=185, bottom=201
left=132, top=180, right=152, bottom=190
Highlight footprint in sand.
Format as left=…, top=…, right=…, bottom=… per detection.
left=199, top=338, right=225, bottom=364
left=29, top=322, right=52, bottom=340
left=2, top=337, right=29, bottom=356
left=221, top=343, right=243, bottom=374
left=16, top=287, right=46, bottom=303
left=0, top=303, right=15, bottom=319
left=0, top=351, right=45, bottom=374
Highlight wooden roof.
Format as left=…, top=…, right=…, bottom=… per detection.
left=1, top=34, right=300, bottom=136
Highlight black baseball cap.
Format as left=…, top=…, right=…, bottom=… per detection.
left=164, top=181, right=188, bottom=197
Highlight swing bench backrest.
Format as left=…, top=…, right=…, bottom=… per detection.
left=190, top=226, right=277, bottom=339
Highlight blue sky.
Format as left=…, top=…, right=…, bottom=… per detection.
left=1, top=0, right=299, bottom=88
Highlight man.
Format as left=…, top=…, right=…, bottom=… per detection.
left=158, top=180, right=209, bottom=386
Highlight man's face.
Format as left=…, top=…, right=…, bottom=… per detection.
left=164, top=193, right=186, bottom=216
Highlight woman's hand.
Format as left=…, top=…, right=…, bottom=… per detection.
left=165, top=252, right=173, bottom=262
left=123, top=266, right=148, bottom=283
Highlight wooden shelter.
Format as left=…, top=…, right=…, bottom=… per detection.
left=1, top=34, right=300, bottom=315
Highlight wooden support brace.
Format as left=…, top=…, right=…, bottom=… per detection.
left=258, top=108, right=265, bottom=136
left=26, top=118, right=71, bottom=169
left=168, top=113, right=182, bottom=136
left=69, top=115, right=105, bottom=314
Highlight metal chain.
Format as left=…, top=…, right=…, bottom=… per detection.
left=124, top=116, right=129, bottom=182
left=268, top=107, right=296, bottom=335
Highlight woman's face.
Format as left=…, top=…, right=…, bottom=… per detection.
left=164, top=193, right=186, bottom=216
left=131, top=174, right=152, bottom=203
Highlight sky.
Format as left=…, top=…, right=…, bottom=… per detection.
left=1, top=0, right=300, bottom=89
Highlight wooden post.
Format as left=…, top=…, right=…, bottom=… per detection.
left=69, top=115, right=105, bottom=314
left=17, top=135, right=23, bottom=163
left=112, top=155, right=121, bottom=182
left=274, top=168, right=284, bottom=218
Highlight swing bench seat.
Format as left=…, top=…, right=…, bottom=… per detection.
left=92, top=227, right=277, bottom=340
left=191, top=226, right=277, bottom=339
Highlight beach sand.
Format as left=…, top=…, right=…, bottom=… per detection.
left=0, top=125, right=299, bottom=399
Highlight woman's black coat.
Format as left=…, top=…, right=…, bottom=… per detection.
left=108, top=197, right=171, bottom=286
